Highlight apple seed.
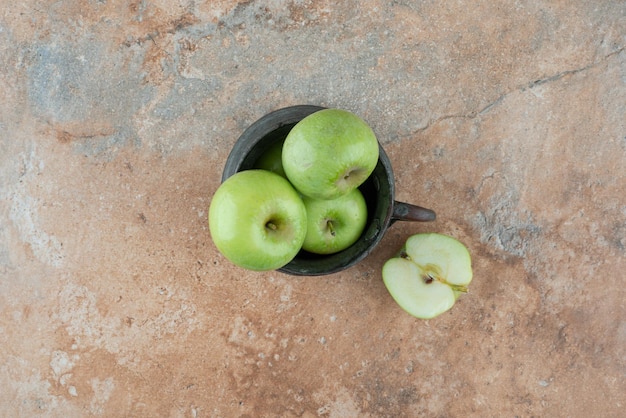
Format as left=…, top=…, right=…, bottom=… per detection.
left=423, top=274, right=435, bottom=284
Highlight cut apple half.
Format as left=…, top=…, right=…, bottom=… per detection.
left=382, top=233, right=473, bottom=319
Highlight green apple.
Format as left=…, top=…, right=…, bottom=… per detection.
left=382, top=233, right=472, bottom=319
left=209, top=169, right=307, bottom=271
left=254, top=140, right=286, bottom=178
left=301, top=188, right=368, bottom=255
left=282, top=108, right=379, bottom=200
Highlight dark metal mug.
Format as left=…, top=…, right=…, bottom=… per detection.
left=221, top=105, right=435, bottom=276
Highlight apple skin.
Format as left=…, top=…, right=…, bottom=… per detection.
left=208, top=169, right=307, bottom=271
left=382, top=233, right=472, bottom=319
left=282, top=108, right=379, bottom=200
left=254, top=140, right=286, bottom=178
left=301, top=188, right=368, bottom=255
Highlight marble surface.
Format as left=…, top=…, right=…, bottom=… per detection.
left=1, top=1, right=625, bottom=416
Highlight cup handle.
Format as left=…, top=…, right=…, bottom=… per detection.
left=391, top=201, right=436, bottom=222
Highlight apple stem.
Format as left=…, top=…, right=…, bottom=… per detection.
left=266, top=221, right=278, bottom=231
left=326, top=220, right=336, bottom=236
left=449, top=284, right=469, bottom=293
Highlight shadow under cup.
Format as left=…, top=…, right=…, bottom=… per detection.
left=222, top=105, right=436, bottom=276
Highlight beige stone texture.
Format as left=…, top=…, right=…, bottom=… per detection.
left=0, top=0, right=624, bottom=416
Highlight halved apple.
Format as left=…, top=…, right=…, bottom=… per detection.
left=382, top=233, right=472, bottom=319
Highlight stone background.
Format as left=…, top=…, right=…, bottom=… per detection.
left=1, top=1, right=625, bottom=416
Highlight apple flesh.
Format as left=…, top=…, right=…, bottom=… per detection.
left=382, top=233, right=472, bottom=319
left=301, top=188, right=368, bottom=255
left=209, top=169, right=307, bottom=271
left=282, top=108, right=379, bottom=200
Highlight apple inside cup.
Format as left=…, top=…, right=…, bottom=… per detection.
left=301, top=189, right=369, bottom=255
left=221, top=105, right=436, bottom=276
